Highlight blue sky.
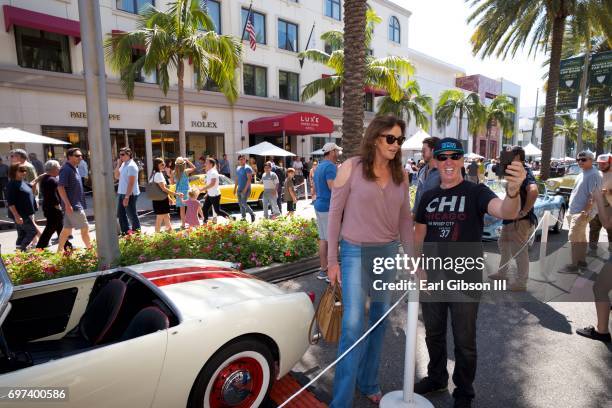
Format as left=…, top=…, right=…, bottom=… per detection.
left=397, top=0, right=548, bottom=109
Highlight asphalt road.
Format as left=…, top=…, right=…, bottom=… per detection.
left=276, top=230, right=612, bottom=408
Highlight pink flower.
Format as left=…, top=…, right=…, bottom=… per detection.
left=172, top=247, right=181, bottom=254
left=284, top=250, right=291, bottom=257
left=138, top=255, right=146, bottom=262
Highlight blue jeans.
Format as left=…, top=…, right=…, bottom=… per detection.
left=330, top=240, right=397, bottom=408
left=237, top=189, right=254, bottom=219
left=15, top=216, right=37, bottom=251
left=117, top=194, right=141, bottom=234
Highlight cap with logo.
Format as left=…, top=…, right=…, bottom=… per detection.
left=434, top=138, right=465, bottom=156
left=322, top=142, right=343, bottom=154
left=596, top=153, right=611, bottom=163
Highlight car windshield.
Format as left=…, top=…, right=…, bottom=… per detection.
left=566, top=164, right=580, bottom=175
left=219, top=175, right=234, bottom=185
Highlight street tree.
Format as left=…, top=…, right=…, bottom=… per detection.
left=435, top=90, right=485, bottom=152
left=104, top=0, right=241, bottom=157
left=467, top=0, right=612, bottom=179
left=484, top=95, right=516, bottom=154
left=376, top=80, right=433, bottom=131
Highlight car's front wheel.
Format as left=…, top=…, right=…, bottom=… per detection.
left=188, top=339, right=274, bottom=408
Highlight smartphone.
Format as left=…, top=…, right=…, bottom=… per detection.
left=496, top=146, right=515, bottom=177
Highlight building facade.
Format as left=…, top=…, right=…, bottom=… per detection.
left=0, top=0, right=472, bottom=182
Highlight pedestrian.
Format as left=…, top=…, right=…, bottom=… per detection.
left=576, top=185, right=612, bottom=343
left=261, top=161, right=281, bottom=219
left=218, top=153, right=231, bottom=178
left=10, top=149, right=37, bottom=182
left=559, top=151, right=602, bottom=273
left=173, top=156, right=196, bottom=229
left=413, top=137, right=441, bottom=216
left=313, top=143, right=342, bottom=281
left=326, top=115, right=414, bottom=407
left=35, top=160, right=70, bottom=249
left=485, top=159, right=496, bottom=181
left=184, top=188, right=203, bottom=231
left=6, top=163, right=39, bottom=251
left=413, top=137, right=526, bottom=408
left=0, top=157, right=8, bottom=208
left=28, top=153, right=44, bottom=177
left=283, top=168, right=297, bottom=217
left=309, top=160, right=318, bottom=202
left=114, top=147, right=141, bottom=235
left=234, top=155, right=256, bottom=222
left=489, top=146, right=538, bottom=291
left=77, top=155, right=89, bottom=192
left=201, top=158, right=233, bottom=223
left=249, top=157, right=259, bottom=182
left=466, top=159, right=479, bottom=183
left=57, top=148, right=92, bottom=252
left=302, top=157, right=310, bottom=193
left=195, top=156, right=206, bottom=174
left=164, top=159, right=174, bottom=181
left=588, top=153, right=611, bottom=254
left=272, top=159, right=286, bottom=214
left=292, top=156, right=304, bottom=183
left=149, top=158, right=180, bottom=233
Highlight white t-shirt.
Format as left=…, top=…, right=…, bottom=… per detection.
left=118, top=159, right=140, bottom=195
left=292, top=160, right=303, bottom=176
left=206, top=168, right=221, bottom=197
left=150, top=172, right=166, bottom=184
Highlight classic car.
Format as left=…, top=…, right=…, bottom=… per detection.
left=483, top=181, right=566, bottom=242
left=169, top=174, right=265, bottom=205
left=0, top=258, right=313, bottom=408
left=545, top=163, right=599, bottom=200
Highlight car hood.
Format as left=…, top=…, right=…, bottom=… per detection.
left=126, top=259, right=285, bottom=318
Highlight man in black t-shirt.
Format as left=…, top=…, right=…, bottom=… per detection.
left=35, top=160, right=66, bottom=249
left=414, top=138, right=526, bottom=408
left=489, top=146, right=539, bottom=291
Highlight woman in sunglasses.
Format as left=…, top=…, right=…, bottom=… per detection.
left=326, top=115, right=415, bottom=407
left=5, top=163, right=39, bottom=251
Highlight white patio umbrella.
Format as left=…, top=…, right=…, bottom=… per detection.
left=464, top=152, right=484, bottom=160
left=522, top=142, right=542, bottom=156
left=236, top=141, right=295, bottom=157
left=401, top=128, right=430, bottom=150
left=0, top=127, right=69, bottom=145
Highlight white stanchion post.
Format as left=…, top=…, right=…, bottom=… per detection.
left=380, top=286, right=433, bottom=408
left=538, top=211, right=552, bottom=282
left=304, top=179, right=309, bottom=200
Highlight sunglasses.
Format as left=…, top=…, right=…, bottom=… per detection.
left=379, top=134, right=406, bottom=145
left=436, top=153, right=464, bottom=161
left=577, top=158, right=590, bottom=162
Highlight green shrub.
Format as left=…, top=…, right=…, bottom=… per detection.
left=2, top=217, right=318, bottom=286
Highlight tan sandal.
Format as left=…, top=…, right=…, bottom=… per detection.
left=367, top=391, right=382, bottom=404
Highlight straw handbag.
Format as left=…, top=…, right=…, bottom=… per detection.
left=309, top=284, right=343, bottom=344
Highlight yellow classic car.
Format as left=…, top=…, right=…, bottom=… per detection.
left=545, top=163, right=599, bottom=199
left=169, top=174, right=264, bottom=205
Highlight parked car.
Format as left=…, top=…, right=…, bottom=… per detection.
left=169, top=174, right=265, bottom=205
left=0, top=258, right=313, bottom=408
left=483, top=181, right=566, bottom=242
left=545, top=163, right=599, bottom=201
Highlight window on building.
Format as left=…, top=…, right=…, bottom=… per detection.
left=325, top=41, right=341, bottom=55
left=206, top=0, right=221, bottom=34
left=325, top=0, right=341, bottom=21
left=194, top=72, right=220, bottom=92
left=278, top=19, right=298, bottom=52
left=326, top=87, right=342, bottom=107
left=241, top=8, right=266, bottom=45
left=364, top=93, right=374, bottom=112
left=117, top=0, right=154, bottom=14
left=389, top=16, right=401, bottom=43
left=14, top=27, right=71, bottom=73
left=279, top=71, right=299, bottom=101
left=132, top=49, right=157, bottom=84
left=244, top=64, right=267, bottom=97
left=367, top=48, right=374, bottom=56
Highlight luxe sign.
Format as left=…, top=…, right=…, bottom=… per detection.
left=299, top=114, right=321, bottom=131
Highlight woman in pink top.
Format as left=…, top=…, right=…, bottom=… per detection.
left=327, top=115, right=415, bottom=407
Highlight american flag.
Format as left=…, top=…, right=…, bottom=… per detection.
left=245, top=11, right=257, bottom=51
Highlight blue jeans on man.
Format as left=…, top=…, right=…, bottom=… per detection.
left=330, top=240, right=396, bottom=408
left=117, top=194, right=141, bottom=234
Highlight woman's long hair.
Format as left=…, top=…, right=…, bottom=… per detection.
left=174, top=160, right=186, bottom=181
left=360, top=115, right=406, bottom=185
left=151, top=157, right=164, bottom=179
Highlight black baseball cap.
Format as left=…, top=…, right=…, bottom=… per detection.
left=434, top=138, right=465, bottom=156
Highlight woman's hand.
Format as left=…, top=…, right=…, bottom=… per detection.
left=327, top=264, right=341, bottom=286
left=15, top=216, right=23, bottom=225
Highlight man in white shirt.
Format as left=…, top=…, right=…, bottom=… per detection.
left=113, top=147, right=141, bottom=234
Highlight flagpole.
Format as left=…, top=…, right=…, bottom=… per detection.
left=241, top=2, right=253, bottom=43
left=300, top=21, right=316, bottom=68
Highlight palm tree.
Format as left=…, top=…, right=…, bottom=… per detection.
left=484, top=95, right=516, bottom=155
left=467, top=0, right=612, bottom=179
left=555, top=115, right=597, bottom=154
left=435, top=90, right=485, bottom=152
left=299, top=6, right=413, bottom=156
left=376, top=80, right=433, bottom=130
left=104, top=0, right=241, bottom=157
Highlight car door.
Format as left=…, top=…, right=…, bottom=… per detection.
left=0, top=330, right=168, bottom=408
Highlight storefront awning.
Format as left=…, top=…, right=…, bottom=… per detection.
left=248, top=112, right=334, bottom=136
left=3, top=5, right=81, bottom=43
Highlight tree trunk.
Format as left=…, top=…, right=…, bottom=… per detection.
left=539, top=13, right=566, bottom=180
left=596, top=105, right=605, bottom=156
left=472, top=131, right=477, bottom=154
left=485, top=125, right=491, bottom=158
left=457, top=107, right=463, bottom=140
left=341, top=0, right=367, bottom=158
left=178, top=58, right=186, bottom=157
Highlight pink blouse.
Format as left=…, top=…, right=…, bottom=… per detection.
left=327, top=158, right=414, bottom=267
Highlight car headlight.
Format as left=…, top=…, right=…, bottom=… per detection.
left=546, top=180, right=556, bottom=187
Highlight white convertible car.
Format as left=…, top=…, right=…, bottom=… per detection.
left=0, top=258, right=314, bottom=407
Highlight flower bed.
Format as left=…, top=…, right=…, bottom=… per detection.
left=2, top=217, right=319, bottom=286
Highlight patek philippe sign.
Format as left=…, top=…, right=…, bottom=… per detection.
left=70, top=111, right=121, bottom=120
